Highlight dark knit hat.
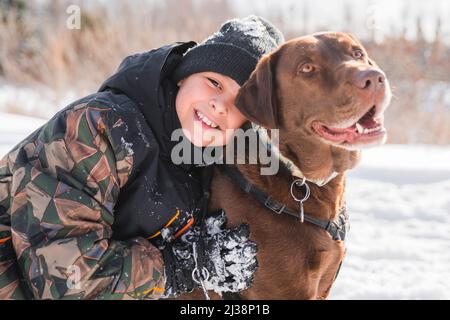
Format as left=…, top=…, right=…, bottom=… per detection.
left=172, top=15, right=284, bottom=86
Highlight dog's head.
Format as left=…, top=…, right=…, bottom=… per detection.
left=236, top=32, right=391, bottom=152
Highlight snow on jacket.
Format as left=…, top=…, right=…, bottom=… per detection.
left=0, top=41, right=209, bottom=299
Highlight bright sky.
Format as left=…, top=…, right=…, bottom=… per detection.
left=25, top=0, right=450, bottom=43
left=232, top=0, right=450, bottom=43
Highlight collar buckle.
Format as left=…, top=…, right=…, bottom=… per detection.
left=264, top=197, right=286, bottom=214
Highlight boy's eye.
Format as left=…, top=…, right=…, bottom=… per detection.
left=207, top=78, right=222, bottom=90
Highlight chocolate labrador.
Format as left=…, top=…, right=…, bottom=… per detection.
left=183, top=32, right=391, bottom=299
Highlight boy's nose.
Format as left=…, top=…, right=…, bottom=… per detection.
left=210, top=99, right=228, bottom=115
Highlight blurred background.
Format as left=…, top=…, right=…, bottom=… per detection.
left=1, top=0, right=449, bottom=144
left=0, top=0, right=449, bottom=299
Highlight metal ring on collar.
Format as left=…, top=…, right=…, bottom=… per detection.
left=290, top=178, right=311, bottom=203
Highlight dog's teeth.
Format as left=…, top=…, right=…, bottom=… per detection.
left=356, top=123, right=364, bottom=134
left=368, top=126, right=381, bottom=133
left=356, top=122, right=382, bottom=135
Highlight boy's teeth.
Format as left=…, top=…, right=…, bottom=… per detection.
left=356, top=123, right=364, bottom=134
left=196, top=110, right=218, bottom=128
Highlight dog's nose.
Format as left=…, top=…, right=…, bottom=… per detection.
left=352, top=69, right=385, bottom=90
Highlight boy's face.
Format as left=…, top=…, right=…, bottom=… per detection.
left=175, top=72, right=247, bottom=147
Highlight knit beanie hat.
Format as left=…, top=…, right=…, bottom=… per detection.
left=172, top=15, right=284, bottom=86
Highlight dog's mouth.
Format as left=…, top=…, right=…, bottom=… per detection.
left=312, top=105, right=386, bottom=148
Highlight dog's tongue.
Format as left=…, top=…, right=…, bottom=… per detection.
left=358, top=113, right=379, bottom=128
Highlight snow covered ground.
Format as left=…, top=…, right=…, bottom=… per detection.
left=0, top=82, right=83, bottom=119
left=0, top=112, right=45, bottom=158
left=330, top=145, right=450, bottom=300
left=0, top=112, right=47, bottom=156
left=0, top=112, right=449, bottom=299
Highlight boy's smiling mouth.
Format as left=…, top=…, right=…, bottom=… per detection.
left=194, top=109, right=221, bottom=130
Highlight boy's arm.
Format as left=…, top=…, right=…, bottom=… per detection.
left=1, top=101, right=165, bottom=299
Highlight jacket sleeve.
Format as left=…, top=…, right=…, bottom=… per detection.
left=0, top=100, right=166, bottom=300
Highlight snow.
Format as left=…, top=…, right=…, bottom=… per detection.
left=202, top=15, right=284, bottom=57
left=205, top=213, right=227, bottom=235
left=202, top=221, right=257, bottom=294
left=166, top=212, right=257, bottom=297
left=1, top=113, right=449, bottom=299
left=226, top=15, right=284, bottom=53
left=0, top=83, right=80, bottom=119
left=329, top=144, right=450, bottom=300
left=0, top=112, right=47, bottom=157
left=120, top=137, right=135, bottom=156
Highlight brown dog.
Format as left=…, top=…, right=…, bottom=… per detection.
left=183, top=32, right=391, bottom=300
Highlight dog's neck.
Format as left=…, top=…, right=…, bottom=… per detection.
left=253, top=124, right=349, bottom=186
left=279, top=130, right=361, bottom=184
left=233, top=129, right=360, bottom=221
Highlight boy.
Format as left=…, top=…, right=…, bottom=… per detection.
left=0, top=16, right=283, bottom=299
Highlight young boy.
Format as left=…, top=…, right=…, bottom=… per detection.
left=0, top=16, right=283, bottom=299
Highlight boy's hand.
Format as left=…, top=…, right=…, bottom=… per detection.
left=161, top=210, right=258, bottom=297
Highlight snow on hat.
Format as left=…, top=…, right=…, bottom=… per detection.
left=172, top=15, right=284, bottom=86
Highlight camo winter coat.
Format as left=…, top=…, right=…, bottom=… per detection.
left=0, top=41, right=208, bottom=300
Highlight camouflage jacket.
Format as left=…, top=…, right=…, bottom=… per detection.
left=0, top=42, right=204, bottom=300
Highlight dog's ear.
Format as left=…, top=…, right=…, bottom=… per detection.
left=235, top=53, right=279, bottom=129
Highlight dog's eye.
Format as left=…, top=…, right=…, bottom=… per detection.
left=299, top=63, right=316, bottom=74
left=353, top=50, right=364, bottom=60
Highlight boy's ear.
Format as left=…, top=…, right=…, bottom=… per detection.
left=235, top=53, right=280, bottom=129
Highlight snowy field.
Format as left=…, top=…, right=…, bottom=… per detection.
left=0, top=112, right=47, bottom=157
left=0, top=112, right=449, bottom=300
left=330, top=144, right=450, bottom=300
